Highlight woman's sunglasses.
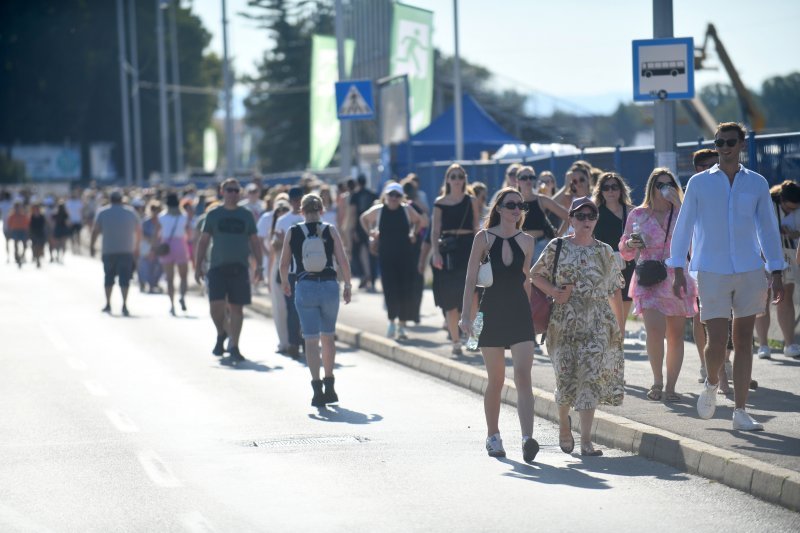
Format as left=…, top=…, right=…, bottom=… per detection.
left=516, top=174, right=535, bottom=182
left=501, top=201, right=529, bottom=212
left=713, top=138, right=738, bottom=148
left=600, top=183, right=621, bottom=192
left=449, top=174, right=466, bottom=180
left=655, top=182, right=677, bottom=190
left=572, top=176, right=587, bottom=184
left=571, top=212, right=598, bottom=221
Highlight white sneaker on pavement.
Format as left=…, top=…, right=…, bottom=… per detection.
left=697, top=379, right=718, bottom=420
left=386, top=322, right=396, bottom=338
left=757, top=346, right=772, bottom=359
left=783, top=344, right=800, bottom=358
left=397, top=324, right=408, bottom=340
left=485, top=433, right=506, bottom=457
left=732, top=408, right=764, bottom=431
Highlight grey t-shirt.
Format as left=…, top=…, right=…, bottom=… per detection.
left=94, top=204, right=141, bottom=255
left=201, top=205, right=256, bottom=268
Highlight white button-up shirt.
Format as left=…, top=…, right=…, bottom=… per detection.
left=666, top=163, right=785, bottom=274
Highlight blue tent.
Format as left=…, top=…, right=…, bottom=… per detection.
left=392, top=94, right=521, bottom=177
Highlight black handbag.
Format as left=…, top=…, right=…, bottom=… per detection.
left=635, top=206, right=672, bottom=287
left=155, top=216, right=179, bottom=257
left=437, top=198, right=471, bottom=254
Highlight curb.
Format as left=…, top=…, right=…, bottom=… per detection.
left=249, top=298, right=800, bottom=511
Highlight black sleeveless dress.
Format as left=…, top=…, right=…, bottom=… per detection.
left=478, top=232, right=534, bottom=348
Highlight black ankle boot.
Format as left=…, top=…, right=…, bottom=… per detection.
left=311, top=380, right=325, bottom=407
left=322, top=376, right=338, bottom=404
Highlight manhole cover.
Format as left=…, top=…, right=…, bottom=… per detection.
left=239, top=435, right=368, bottom=448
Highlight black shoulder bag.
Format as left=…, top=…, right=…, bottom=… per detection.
left=634, top=206, right=672, bottom=287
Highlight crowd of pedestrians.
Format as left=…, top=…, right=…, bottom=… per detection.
left=2, top=121, right=798, bottom=463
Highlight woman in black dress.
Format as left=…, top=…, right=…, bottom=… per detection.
left=51, top=201, right=71, bottom=263
left=431, top=164, right=481, bottom=355
left=459, top=187, right=538, bottom=463
left=516, top=165, right=569, bottom=261
left=28, top=203, right=48, bottom=268
left=592, top=171, right=636, bottom=332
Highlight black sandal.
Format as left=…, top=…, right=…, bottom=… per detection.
left=559, top=415, right=574, bottom=454
left=580, top=444, right=603, bottom=457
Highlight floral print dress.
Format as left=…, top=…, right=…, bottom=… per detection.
left=532, top=238, right=625, bottom=410
left=618, top=206, right=698, bottom=317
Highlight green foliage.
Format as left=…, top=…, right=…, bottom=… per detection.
left=761, top=72, right=800, bottom=132
left=0, top=152, right=28, bottom=184
left=0, top=0, right=219, bottom=180
left=243, top=0, right=334, bottom=172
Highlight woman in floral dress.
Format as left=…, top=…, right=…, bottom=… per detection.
left=619, top=168, right=697, bottom=403
left=531, top=196, right=625, bottom=457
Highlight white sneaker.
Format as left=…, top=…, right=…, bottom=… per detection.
left=697, top=379, right=718, bottom=420
left=758, top=346, right=772, bottom=359
left=732, top=408, right=764, bottom=431
left=485, top=433, right=506, bottom=457
left=783, top=344, right=800, bottom=358
left=386, top=322, right=396, bottom=338
left=397, top=324, right=408, bottom=340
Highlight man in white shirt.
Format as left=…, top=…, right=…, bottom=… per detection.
left=273, top=187, right=306, bottom=358
left=669, top=122, right=784, bottom=431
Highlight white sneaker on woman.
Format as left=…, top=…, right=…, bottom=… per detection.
left=732, top=408, right=764, bottom=431
left=697, top=379, right=718, bottom=420
left=783, top=344, right=800, bottom=358
left=757, top=346, right=772, bottom=359
left=485, top=433, right=506, bottom=457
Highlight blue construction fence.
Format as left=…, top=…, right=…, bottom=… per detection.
left=410, top=132, right=800, bottom=207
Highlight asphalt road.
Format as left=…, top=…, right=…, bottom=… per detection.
left=1, top=253, right=798, bottom=531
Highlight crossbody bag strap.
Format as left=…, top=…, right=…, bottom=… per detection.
left=552, top=238, right=563, bottom=283
left=166, top=216, right=179, bottom=241
left=661, top=206, right=673, bottom=260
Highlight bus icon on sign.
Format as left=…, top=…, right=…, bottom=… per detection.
left=641, top=60, right=685, bottom=78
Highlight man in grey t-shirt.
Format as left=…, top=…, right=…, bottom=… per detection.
left=90, top=190, right=141, bottom=316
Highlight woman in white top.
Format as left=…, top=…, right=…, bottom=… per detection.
left=157, top=192, right=192, bottom=315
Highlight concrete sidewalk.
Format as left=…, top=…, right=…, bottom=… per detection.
left=249, top=285, right=800, bottom=511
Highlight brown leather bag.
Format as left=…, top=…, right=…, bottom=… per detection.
left=530, top=238, right=563, bottom=345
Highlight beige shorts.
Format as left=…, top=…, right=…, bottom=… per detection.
left=697, top=270, right=769, bottom=321
left=781, top=248, right=798, bottom=285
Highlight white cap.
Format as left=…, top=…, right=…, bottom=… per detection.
left=383, top=182, right=404, bottom=196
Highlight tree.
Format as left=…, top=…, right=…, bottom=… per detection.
left=0, top=0, right=219, bottom=181
left=761, top=72, right=800, bottom=132
left=243, top=0, right=334, bottom=172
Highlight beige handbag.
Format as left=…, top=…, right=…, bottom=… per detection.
left=476, top=232, right=493, bottom=288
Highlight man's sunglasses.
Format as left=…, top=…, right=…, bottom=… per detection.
left=713, top=138, right=738, bottom=148
left=600, top=183, right=621, bottom=192
left=571, top=212, right=598, bottom=221
left=225, top=188, right=240, bottom=193
left=501, top=201, right=529, bottom=212
left=516, top=174, right=535, bottom=182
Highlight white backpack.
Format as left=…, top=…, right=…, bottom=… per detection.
left=299, top=223, right=328, bottom=273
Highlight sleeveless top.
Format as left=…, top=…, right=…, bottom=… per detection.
left=594, top=204, right=628, bottom=253
left=485, top=232, right=526, bottom=289
left=288, top=221, right=336, bottom=281
left=436, top=195, right=474, bottom=232
left=378, top=205, right=412, bottom=257
left=521, top=199, right=553, bottom=237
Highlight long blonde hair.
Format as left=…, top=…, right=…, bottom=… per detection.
left=641, top=167, right=684, bottom=208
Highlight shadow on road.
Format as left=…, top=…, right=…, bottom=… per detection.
left=217, top=357, right=280, bottom=372
left=498, top=455, right=610, bottom=489
left=709, top=426, right=800, bottom=457
left=568, top=454, right=691, bottom=481
left=308, top=405, right=383, bottom=425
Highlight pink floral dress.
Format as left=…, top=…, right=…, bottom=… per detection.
left=619, top=206, right=697, bottom=317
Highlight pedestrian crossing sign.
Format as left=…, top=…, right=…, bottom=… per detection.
left=335, top=80, right=375, bottom=120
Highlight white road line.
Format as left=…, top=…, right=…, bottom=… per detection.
left=179, top=511, right=217, bottom=533
left=104, top=409, right=139, bottom=433
left=0, top=501, right=55, bottom=532
left=65, top=357, right=87, bottom=371
left=83, top=380, right=108, bottom=397
left=137, top=450, right=182, bottom=488
left=41, top=324, right=71, bottom=353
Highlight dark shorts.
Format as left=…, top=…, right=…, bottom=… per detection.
left=207, top=263, right=251, bottom=305
left=103, top=253, right=134, bottom=288
left=71, top=222, right=83, bottom=235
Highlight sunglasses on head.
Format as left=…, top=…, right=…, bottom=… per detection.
left=516, top=174, right=535, bottom=182
left=655, top=181, right=677, bottom=190
left=501, top=201, right=528, bottom=212
left=225, top=188, right=240, bottom=193
left=571, top=211, right=598, bottom=221
left=713, top=138, right=738, bottom=148
left=600, top=183, right=621, bottom=192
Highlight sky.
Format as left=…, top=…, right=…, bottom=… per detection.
left=193, top=0, right=799, bottom=117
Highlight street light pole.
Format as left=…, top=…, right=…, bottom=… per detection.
left=168, top=0, right=185, bottom=176
left=115, top=0, right=133, bottom=186
left=653, top=0, right=677, bottom=174
left=221, top=0, right=235, bottom=179
left=128, top=0, right=144, bottom=187
left=156, top=0, right=171, bottom=183
left=453, top=0, right=463, bottom=161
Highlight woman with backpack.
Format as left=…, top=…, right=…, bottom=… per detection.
left=359, top=182, right=427, bottom=340
left=280, top=193, right=352, bottom=407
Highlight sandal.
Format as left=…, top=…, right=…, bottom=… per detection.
left=559, top=415, right=574, bottom=454
left=664, top=391, right=681, bottom=402
left=646, top=384, right=663, bottom=401
left=580, top=444, right=603, bottom=457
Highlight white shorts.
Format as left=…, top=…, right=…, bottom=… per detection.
left=696, top=270, right=769, bottom=322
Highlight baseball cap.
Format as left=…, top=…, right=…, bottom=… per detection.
left=383, top=182, right=404, bottom=196
left=568, top=196, right=598, bottom=215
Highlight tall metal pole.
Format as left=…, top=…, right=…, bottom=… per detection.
left=453, top=0, right=463, bottom=161
left=221, top=0, right=235, bottom=178
left=128, top=0, right=144, bottom=187
left=653, top=0, right=677, bottom=174
left=115, top=0, right=133, bottom=186
left=156, top=0, right=171, bottom=183
left=335, top=0, right=352, bottom=178
left=168, top=0, right=185, bottom=176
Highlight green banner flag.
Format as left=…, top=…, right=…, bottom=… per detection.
left=390, top=3, right=434, bottom=134
left=309, top=35, right=354, bottom=170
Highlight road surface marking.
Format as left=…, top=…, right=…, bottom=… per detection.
left=179, top=511, right=217, bottom=533
left=84, top=380, right=108, bottom=397
left=105, top=409, right=139, bottom=433
left=137, top=450, right=182, bottom=488
left=42, top=324, right=71, bottom=353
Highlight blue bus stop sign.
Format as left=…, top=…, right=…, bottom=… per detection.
left=632, top=37, right=695, bottom=101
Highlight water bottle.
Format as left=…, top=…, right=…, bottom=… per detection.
left=631, top=222, right=644, bottom=249
left=466, top=312, right=484, bottom=350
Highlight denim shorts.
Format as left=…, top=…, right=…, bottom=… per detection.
left=294, top=278, right=339, bottom=339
